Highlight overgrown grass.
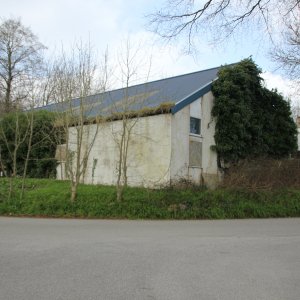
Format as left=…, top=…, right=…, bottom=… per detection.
left=0, top=178, right=300, bottom=219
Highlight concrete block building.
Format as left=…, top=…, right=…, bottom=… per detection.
left=51, top=66, right=223, bottom=188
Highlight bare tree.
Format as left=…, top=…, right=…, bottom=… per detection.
left=36, top=58, right=57, bottom=107
left=273, top=18, right=300, bottom=82
left=271, top=12, right=300, bottom=119
left=50, top=42, right=109, bottom=202
left=148, top=0, right=300, bottom=49
left=110, top=40, right=152, bottom=201
left=0, top=18, right=45, bottom=113
left=19, top=77, right=43, bottom=200
left=150, top=0, right=300, bottom=128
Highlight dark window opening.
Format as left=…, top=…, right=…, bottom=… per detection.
left=190, top=117, right=201, bottom=135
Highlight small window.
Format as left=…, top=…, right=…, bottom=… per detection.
left=190, top=117, right=201, bottom=135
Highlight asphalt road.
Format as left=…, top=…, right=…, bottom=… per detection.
left=0, top=217, right=300, bottom=300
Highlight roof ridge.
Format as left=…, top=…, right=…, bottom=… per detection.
left=40, top=63, right=235, bottom=109
left=91, top=65, right=223, bottom=96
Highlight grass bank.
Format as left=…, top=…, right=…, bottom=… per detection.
left=0, top=178, right=300, bottom=219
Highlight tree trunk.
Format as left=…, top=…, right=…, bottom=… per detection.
left=116, top=183, right=123, bottom=202
left=5, top=50, right=13, bottom=113
left=8, top=176, right=14, bottom=201
left=21, top=112, right=34, bottom=200
left=71, top=181, right=78, bottom=202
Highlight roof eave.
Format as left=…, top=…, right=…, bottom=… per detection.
left=171, top=79, right=217, bottom=114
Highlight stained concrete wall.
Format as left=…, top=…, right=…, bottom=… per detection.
left=170, top=106, right=190, bottom=182
left=200, top=91, right=221, bottom=188
left=62, top=114, right=172, bottom=187
left=189, top=99, right=203, bottom=184
left=56, top=162, right=65, bottom=180
left=57, top=91, right=220, bottom=188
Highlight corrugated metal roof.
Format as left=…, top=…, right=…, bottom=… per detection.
left=41, top=65, right=221, bottom=117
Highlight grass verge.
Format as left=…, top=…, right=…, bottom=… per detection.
left=0, top=178, right=300, bottom=219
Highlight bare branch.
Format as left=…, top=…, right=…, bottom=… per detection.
left=148, top=0, right=300, bottom=49
left=0, top=18, right=46, bottom=113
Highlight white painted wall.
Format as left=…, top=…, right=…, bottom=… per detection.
left=189, top=98, right=202, bottom=184
left=201, top=92, right=218, bottom=173
left=190, top=98, right=201, bottom=118
left=56, top=162, right=65, bottom=180
left=170, top=106, right=190, bottom=181
left=63, top=114, right=172, bottom=187
left=200, top=91, right=220, bottom=188
left=169, top=92, right=219, bottom=187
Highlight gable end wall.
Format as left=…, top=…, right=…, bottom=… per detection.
left=170, top=91, right=220, bottom=188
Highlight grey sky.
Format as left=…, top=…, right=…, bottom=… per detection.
left=1, top=0, right=298, bottom=103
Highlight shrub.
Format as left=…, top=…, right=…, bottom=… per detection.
left=223, top=158, right=300, bottom=190
left=212, top=58, right=297, bottom=164
left=0, top=110, right=60, bottom=178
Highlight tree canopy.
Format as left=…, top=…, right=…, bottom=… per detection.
left=211, top=58, right=297, bottom=164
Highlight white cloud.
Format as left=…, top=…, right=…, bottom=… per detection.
left=3, top=0, right=295, bottom=107
left=104, top=30, right=214, bottom=89
left=2, top=0, right=125, bottom=47
left=262, top=72, right=300, bottom=107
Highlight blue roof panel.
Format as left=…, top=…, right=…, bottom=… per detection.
left=40, top=65, right=221, bottom=117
